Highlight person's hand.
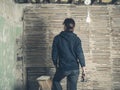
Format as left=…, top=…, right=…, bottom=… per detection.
left=81, top=66, right=85, bottom=75
left=81, top=67, right=86, bottom=82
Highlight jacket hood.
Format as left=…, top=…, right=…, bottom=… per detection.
left=59, top=31, right=77, bottom=42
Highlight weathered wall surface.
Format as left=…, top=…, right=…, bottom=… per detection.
left=111, top=6, right=120, bottom=90
left=0, top=0, right=29, bottom=90
left=24, top=5, right=120, bottom=90
left=0, top=0, right=120, bottom=90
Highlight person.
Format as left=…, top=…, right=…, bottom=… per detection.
left=51, top=18, right=86, bottom=90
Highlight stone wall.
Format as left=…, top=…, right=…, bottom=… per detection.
left=111, top=6, right=120, bottom=90
left=23, top=5, right=120, bottom=90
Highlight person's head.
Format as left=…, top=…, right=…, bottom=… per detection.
left=63, top=18, right=75, bottom=32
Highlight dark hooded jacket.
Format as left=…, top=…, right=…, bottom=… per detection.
left=52, top=31, right=85, bottom=71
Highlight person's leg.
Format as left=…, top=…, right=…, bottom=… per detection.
left=52, top=69, right=66, bottom=90
left=67, top=70, right=79, bottom=90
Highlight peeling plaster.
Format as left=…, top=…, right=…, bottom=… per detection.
left=0, top=0, right=25, bottom=90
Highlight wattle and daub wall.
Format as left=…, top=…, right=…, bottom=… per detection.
left=23, top=5, right=120, bottom=90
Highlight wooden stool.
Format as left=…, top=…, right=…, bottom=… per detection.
left=37, top=76, right=52, bottom=90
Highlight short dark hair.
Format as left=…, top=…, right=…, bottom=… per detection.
left=63, top=18, right=75, bottom=29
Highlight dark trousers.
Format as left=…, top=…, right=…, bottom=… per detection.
left=51, top=69, right=79, bottom=90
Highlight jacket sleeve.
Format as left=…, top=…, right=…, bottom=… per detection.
left=75, top=37, right=86, bottom=67
left=52, top=36, right=59, bottom=67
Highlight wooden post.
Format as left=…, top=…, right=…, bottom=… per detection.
left=37, top=76, right=52, bottom=90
